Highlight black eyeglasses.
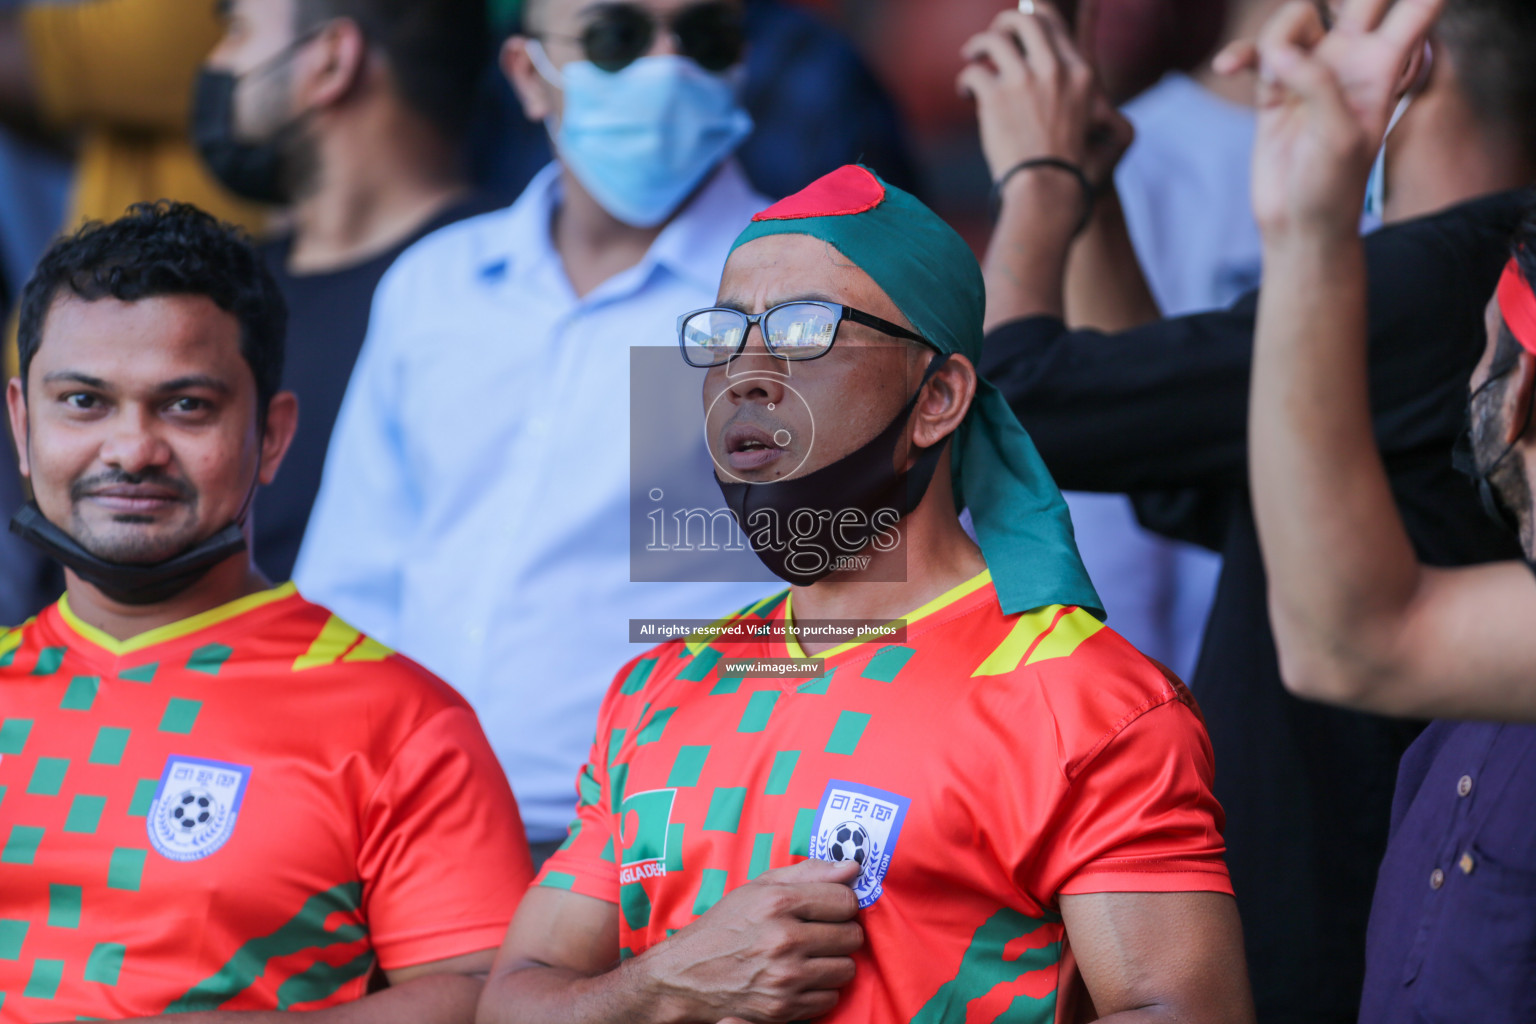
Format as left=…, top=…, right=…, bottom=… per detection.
left=535, top=2, right=744, bottom=74
left=678, top=300, right=933, bottom=368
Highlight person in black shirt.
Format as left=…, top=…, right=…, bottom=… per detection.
left=195, top=0, right=494, bottom=580
left=1239, top=0, right=1536, bottom=1017
left=958, top=3, right=1536, bottom=1022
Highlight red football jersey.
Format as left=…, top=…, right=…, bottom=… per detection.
left=538, top=571, right=1231, bottom=1023
left=0, top=584, right=532, bottom=1021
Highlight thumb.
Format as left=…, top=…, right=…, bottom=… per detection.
left=760, top=856, right=863, bottom=886
left=1212, top=39, right=1257, bottom=77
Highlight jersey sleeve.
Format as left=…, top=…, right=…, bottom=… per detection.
left=1037, top=698, right=1234, bottom=900
left=533, top=659, right=639, bottom=906
left=357, top=705, right=534, bottom=970
left=23, top=0, right=224, bottom=132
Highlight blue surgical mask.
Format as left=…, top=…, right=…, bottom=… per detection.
left=529, top=42, right=753, bottom=228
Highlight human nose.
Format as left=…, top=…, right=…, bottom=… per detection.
left=98, top=406, right=172, bottom=475
left=649, top=16, right=682, bottom=58
left=725, top=339, right=788, bottom=407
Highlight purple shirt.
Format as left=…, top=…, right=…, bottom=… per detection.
left=1361, top=720, right=1536, bottom=1023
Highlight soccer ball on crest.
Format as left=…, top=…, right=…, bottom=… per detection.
left=827, top=821, right=869, bottom=872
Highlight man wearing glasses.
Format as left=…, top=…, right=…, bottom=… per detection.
left=476, top=167, right=1254, bottom=1024
left=295, top=0, right=771, bottom=865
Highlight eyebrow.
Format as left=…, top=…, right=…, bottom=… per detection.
left=715, top=293, right=847, bottom=313
left=39, top=372, right=233, bottom=396
left=157, top=375, right=234, bottom=396
left=42, top=371, right=110, bottom=390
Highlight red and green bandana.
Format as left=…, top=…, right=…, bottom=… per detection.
left=0, top=587, right=531, bottom=1021
left=538, top=572, right=1231, bottom=1023
left=1497, top=256, right=1536, bottom=352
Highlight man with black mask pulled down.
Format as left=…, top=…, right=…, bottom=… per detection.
left=0, top=202, right=533, bottom=1022
left=294, top=0, right=774, bottom=866
left=190, top=0, right=496, bottom=583
left=477, top=166, right=1256, bottom=1024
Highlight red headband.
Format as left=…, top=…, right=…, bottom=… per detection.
left=1497, top=257, right=1536, bottom=355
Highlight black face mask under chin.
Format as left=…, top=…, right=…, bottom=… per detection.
left=9, top=505, right=249, bottom=606
left=717, top=354, right=951, bottom=587
left=1453, top=368, right=1532, bottom=537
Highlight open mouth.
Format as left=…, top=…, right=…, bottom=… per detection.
left=724, top=423, right=789, bottom=472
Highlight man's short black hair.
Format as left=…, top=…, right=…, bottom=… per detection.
left=17, top=201, right=286, bottom=417
left=1440, top=0, right=1536, bottom=167
left=295, top=0, right=490, bottom=138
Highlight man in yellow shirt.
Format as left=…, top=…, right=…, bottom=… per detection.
left=0, top=0, right=267, bottom=380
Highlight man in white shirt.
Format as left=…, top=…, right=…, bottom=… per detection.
left=296, top=0, right=771, bottom=862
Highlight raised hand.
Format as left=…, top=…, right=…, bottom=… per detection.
left=957, top=3, right=1132, bottom=191
left=1218, top=0, right=1443, bottom=235
left=643, top=857, right=864, bottom=1024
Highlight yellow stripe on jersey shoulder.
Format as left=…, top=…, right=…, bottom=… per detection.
left=293, top=615, right=363, bottom=672
left=0, top=624, right=27, bottom=661
left=683, top=591, right=786, bottom=657
left=342, top=635, right=394, bottom=663
left=1024, top=607, right=1105, bottom=666
left=972, top=605, right=1104, bottom=677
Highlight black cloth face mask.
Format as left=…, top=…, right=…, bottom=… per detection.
left=191, top=32, right=320, bottom=204
left=9, top=461, right=260, bottom=606
left=717, top=354, right=951, bottom=586
left=1452, top=364, right=1532, bottom=536
left=9, top=505, right=248, bottom=606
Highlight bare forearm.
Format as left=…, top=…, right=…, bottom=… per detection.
left=120, top=973, right=484, bottom=1024
left=983, top=172, right=1082, bottom=333
left=478, top=961, right=677, bottom=1024
left=1064, top=188, right=1162, bottom=331
left=1250, top=228, right=1424, bottom=689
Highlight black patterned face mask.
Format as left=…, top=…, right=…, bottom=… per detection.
left=9, top=505, right=248, bottom=606
left=716, top=355, right=950, bottom=586
left=1452, top=365, right=1531, bottom=537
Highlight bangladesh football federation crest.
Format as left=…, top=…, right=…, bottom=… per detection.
left=809, top=779, right=911, bottom=908
left=147, top=756, right=251, bottom=862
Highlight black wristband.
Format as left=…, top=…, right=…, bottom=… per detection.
left=990, top=157, right=1096, bottom=236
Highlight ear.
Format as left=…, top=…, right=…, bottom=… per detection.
left=1506, top=350, right=1536, bottom=447
left=502, top=36, right=557, bottom=122
left=6, top=377, right=30, bottom=479
left=258, top=391, right=300, bottom=486
left=909, top=354, right=977, bottom=456
left=301, top=19, right=369, bottom=110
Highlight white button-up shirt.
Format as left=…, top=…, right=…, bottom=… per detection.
left=295, top=162, right=774, bottom=840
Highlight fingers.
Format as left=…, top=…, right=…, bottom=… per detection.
left=1256, top=0, right=1328, bottom=59
left=960, top=28, right=1029, bottom=88
left=1002, top=10, right=1063, bottom=82
left=794, top=920, right=865, bottom=958
left=1264, top=37, right=1354, bottom=133
left=1073, top=0, right=1101, bottom=71
left=1377, top=0, right=1445, bottom=53
left=1333, top=0, right=1395, bottom=32
left=757, top=857, right=862, bottom=886
left=795, top=954, right=858, bottom=990
left=1212, top=39, right=1257, bottom=76
left=783, top=880, right=863, bottom=923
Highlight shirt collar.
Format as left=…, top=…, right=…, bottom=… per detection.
left=477, top=160, right=766, bottom=295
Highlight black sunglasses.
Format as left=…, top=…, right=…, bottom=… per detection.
left=678, top=300, right=934, bottom=368
left=536, top=2, right=744, bottom=74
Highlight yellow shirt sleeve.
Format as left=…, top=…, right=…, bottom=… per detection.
left=22, top=0, right=225, bottom=134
